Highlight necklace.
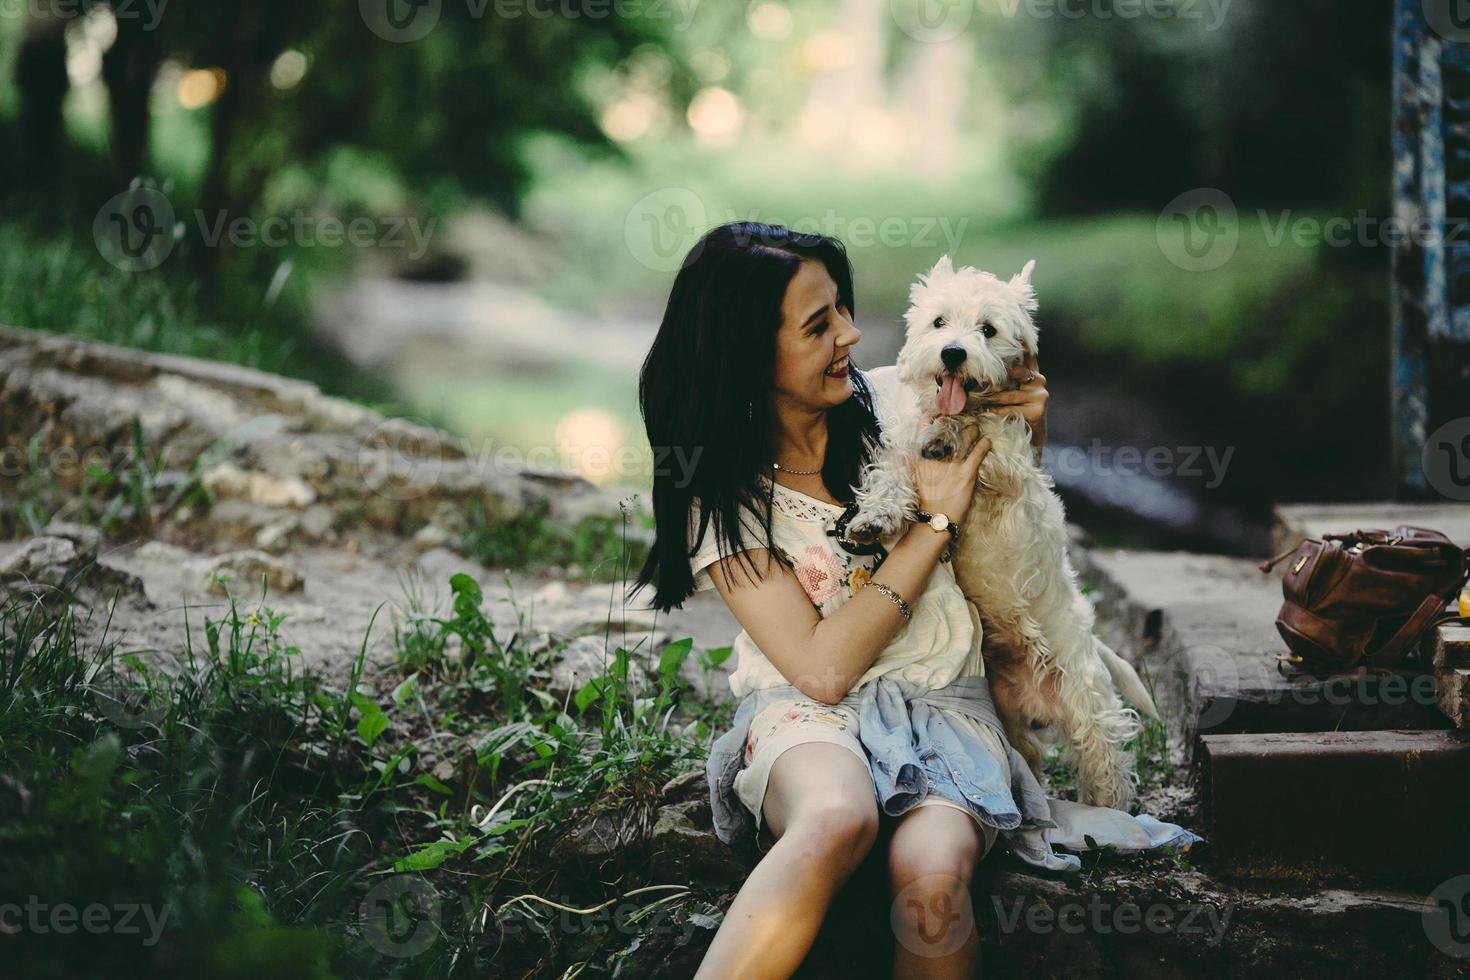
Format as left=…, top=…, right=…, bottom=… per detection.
left=772, top=461, right=823, bottom=475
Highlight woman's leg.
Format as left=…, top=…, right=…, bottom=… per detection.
left=694, top=741, right=880, bottom=979
left=886, top=804, right=986, bottom=978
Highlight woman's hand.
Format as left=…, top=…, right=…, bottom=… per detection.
left=981, top=350, right=1048, bottom=456
left=911, top=418, right=991, bottom=525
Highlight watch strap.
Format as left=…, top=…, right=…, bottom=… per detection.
left=912, top=510, right=961, bottom=542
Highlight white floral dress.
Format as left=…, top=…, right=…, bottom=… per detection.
left=687, top=472, right=985, bottom=700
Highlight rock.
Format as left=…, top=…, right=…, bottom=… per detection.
left=0, top=533, right=148, bottom=606
left=38, top=522, right=101, bottom=558
left=298, top=504, right=338, bottom=541
left=0, top=536, right=79, bottom=584
left=196, top=550, right=304, bottom=596
left=526, top=579, right=663, bottom=640
left=254, top=518, right=300, bottom=554
left=553, top=810, right=644, bottom=864
left=136, top=541, right=190, bottom=563
left=648, top=800, right=750, bottom=888
left=548, top=634, right=651, bottom=691
left=412, top=523, right=457, bottom=551
left=196, top=498, right=301, bottom=547
left=0, top=326, right=614, bottom=549
left=201, top=462, right=316, bottom=508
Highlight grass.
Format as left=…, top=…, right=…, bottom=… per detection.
left=3, top=419, right=212, bottom=542
left=1040, top=698, right=1174, bottom=805
left=462, top=497, right=654, bottom=581
left=0, top=214, right=403, bottom=415
left=0, top=540, right=736, bottom=978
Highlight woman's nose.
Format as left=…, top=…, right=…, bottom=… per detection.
left=839, top=317, right=861, bottom=347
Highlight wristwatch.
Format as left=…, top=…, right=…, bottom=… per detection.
left=912, top=510, right=961, bottom=543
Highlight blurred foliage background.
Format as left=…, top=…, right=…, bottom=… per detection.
left=1, top=0, right=1393, bottom=553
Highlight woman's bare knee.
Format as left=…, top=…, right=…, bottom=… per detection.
left=888, top=806, right=983, bottom=889
left=761, top=742, right=878, bottom=864
left=886, top=808, right=983, bottom=962
left=782, top=798, right=879, bottom=869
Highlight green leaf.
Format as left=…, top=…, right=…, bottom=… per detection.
left=358, top=710, right=389, bottom=747
left=575, top=677, right=607, bottom=713
left=449, top=573, right=483, bottom=618
left=392, top=673, right=419, bottom=707
left=657, top=638, right=693, bottom=678
left=413, top=774, right=453, bottom=795
left=703, top=645, right=734, bottom=668
left=687, top=904, right=724, bottom=930
left=353, top=693, right=389, bottom=747
left=393, top=837, right=471, bottom=872
left=610, top=647, right=631, bottom=685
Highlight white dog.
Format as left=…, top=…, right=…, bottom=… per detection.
left=852, top=256, right=1159, bottom=809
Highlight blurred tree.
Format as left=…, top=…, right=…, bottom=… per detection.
left=14, top=5, right=73, bottom=184
left=989, top=0, right=1392, bottom=215
left=9, top=1, right=668, bottom=265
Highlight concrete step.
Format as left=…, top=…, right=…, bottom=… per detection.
left=1199, top=730, right=1470, bottom=880
left=1271, top=501, right=1470, bottom=553
left=1433, top=627, right=1470, bottom=728
left=1079, top=549, right=1451, bottom=761
left=787, top=858, right=1468, bottom=978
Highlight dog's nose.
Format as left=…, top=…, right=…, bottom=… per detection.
left=940, top=345, right=967, bottom=370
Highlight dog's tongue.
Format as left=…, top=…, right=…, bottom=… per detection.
left=936, top=375, right=968, bottom=416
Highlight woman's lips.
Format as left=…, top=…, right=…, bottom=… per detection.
left=825, top=357, right=850, bottom=378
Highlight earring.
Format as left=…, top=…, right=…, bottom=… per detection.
left=747, top=399, right=753, bottom=421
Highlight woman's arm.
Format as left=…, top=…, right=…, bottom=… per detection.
left=705, top=523, right=952, bottom=704
left=705, top=423, right=992, bottom=705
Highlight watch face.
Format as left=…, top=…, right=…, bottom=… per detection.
left=929, top=514, right=948, bottom=531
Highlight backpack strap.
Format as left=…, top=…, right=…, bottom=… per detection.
left=1363, top=550, right=1470, bottom=669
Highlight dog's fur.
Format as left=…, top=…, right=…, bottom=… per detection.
left=852, top=256, right=1159, bottom=809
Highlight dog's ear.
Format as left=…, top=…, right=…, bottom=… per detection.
left=1008, top=259, right=1038, bottom=313
left=926, top=254, right=955, bottom=282
left=909, top=254, right=954, bottom=304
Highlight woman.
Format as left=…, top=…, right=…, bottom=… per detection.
left=629, top=222, right=1195, bottom=978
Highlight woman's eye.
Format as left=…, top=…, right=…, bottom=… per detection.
left=933, top=316, right=945, bottom=329
left=982, top=323, right=997, bottom=339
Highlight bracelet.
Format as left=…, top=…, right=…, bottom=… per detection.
left=868, top=581, right=912, bottom=621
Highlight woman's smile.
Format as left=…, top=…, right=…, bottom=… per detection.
left=824, top=355, right=851, bottom=379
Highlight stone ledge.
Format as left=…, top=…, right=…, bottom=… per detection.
left=0, top=325, right=636, bottom=552
left=1199, top=730, right=1470, bottom=880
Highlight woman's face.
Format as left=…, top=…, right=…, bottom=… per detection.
left=771, top=259, right=861, bottom=412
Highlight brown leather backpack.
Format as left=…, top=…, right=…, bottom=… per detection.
left=1257, top=525, right=1470, bottom=674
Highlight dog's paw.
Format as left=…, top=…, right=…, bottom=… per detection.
left=846, top=508, right=901, bottom=544
left=845, top=520, right=886, bottom=546
left=920, top=431, right=960, bottom=460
